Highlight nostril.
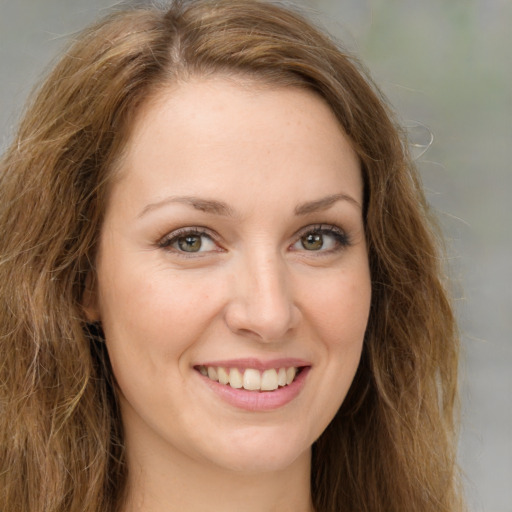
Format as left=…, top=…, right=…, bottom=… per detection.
left=223, top=300, right=301, bottom=342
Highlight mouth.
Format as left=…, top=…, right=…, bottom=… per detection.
left=194, top=365, right=305, bottom=392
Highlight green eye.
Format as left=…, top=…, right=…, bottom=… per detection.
left=159, top=229, right=218, bottom=254
left=301, top=233, right=324, bottom=251
left=292, top=225, right=350, bottom=253
left=177, top=235, right=203, bottom=252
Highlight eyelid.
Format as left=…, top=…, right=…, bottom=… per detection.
left=157, top=223, right=350, bottom=255
left=290, top=224, right=350, bottom=252
left=158, top=226, right=223, bottom=253
left=294, top=223, right=346, bottom=238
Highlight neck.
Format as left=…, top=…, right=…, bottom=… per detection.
left=121, top=434, right=314, bottom=512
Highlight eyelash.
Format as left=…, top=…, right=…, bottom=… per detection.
left=157, top=224, right=351, bottom=256
left=158, top=227, right=220, bottom=255
left=292, top=224, right=351, bottom=254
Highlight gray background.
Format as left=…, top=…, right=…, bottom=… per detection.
left=1, top=1, right=510, bottom=510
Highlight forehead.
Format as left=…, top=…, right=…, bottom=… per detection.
left=109, top=77, right=362, bottom=216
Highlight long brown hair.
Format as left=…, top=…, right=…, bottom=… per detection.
left=0, top=1, right=463, bottom=511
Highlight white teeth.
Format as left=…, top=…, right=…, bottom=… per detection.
left=198, top=365, right=301, bottom=391
left=243, top=369, right=261, bottom=391
left=207, top=366, right=218, bottom=381
left=229, top=368, right=243, bottom=389
left=277, top=367, right=287, bottom=387
left=218, top=366, right=230, bottom=385
left=261, top=369, right=278, bottom=391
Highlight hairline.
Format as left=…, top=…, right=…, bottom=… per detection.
left=105, top=70, right=361, bottom=194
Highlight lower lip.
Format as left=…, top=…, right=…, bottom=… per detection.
left=197, top=367, right=310, bottom=412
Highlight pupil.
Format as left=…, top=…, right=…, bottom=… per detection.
left=302, top=233, right=323, bottom=250
left=178, top=235, right=201, bottom=252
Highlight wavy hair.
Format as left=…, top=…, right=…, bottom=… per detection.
left=0, top=1, right=463, bottom=511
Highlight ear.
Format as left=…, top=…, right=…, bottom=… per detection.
left=82, top=272, right=100, bottom=322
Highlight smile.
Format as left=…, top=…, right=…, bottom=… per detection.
left=196, top=365, right=301, bottom=392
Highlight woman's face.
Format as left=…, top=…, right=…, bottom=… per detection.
left=86, top=78, right=371, bottom=474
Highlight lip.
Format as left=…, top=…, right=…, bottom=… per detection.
left=196, top=357, right=311, bottom=372
left=194, top=359, right=311, bottom=412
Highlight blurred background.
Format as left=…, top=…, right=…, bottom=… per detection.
left=1, top=0, right=510, bottom=510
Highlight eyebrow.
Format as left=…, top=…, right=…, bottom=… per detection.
left=138, top=196, right=235, bottom=218
left=294, top=193, right=361, bottom=215
left=138, top=192, right=361, bottom=219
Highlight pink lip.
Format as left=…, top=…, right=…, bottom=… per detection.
left=194, top=363, right=311, bottom=412
left=195, top=357, right=310, bottom=372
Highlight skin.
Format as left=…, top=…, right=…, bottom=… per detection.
left=85, top=78, right=371, bottom=512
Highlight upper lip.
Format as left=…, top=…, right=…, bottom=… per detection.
left=194, top=357, right=311, bottom=371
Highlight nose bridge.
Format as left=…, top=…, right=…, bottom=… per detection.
left=226, top=246, right=299, bottom=341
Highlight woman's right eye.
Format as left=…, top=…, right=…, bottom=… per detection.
left=159, top=229, right=219, bottom=254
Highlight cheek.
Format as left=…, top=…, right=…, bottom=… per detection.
left=307, top=265, right=370, bottom=383
left=97, top=268, right=227, bottom=417
left=303, top=267, right=371, bottom=341
left=97, top=263, right=226, bottom=360
left=295, top=266, right=370, bottom=439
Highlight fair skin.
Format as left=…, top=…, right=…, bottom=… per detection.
left=85, top=78, right=371, bottom=512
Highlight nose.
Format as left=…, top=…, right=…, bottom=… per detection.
left=224, top=251, right=301, bottom=342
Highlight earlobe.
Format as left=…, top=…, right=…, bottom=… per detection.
left=82, top=272, right=100, bottom=322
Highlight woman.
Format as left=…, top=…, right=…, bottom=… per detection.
left=0, top=1, right=463, bottom=511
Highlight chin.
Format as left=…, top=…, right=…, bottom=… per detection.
left=212, top=449, right=310, bottom=475
left=195, top=426, right=313, bottom=475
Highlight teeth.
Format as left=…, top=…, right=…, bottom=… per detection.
left=218, top=366, right=230, bottom=385
left=277, top=367, right=287, bottom=387
left=229, top=368, right=243, bottom=389
left=261, top=369, right=278, bottom=391
left=198, top=365, right=300, bottom=391
left=286, top=367, right=296, bottom=385
left=243, top=369, right=261, bottom=391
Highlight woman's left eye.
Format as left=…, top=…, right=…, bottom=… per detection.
left=159, top=229, right=218, bottom=254
left=291, top=225, right=349, bottom=253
